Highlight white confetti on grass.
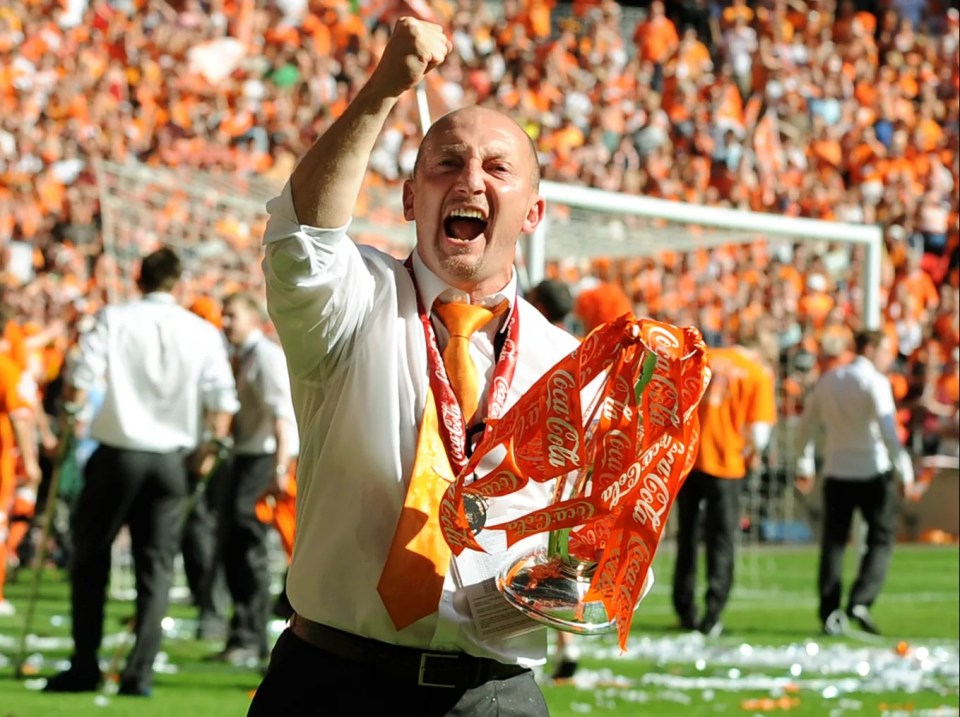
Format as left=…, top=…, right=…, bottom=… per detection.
left=556, top=630, right=958, bottom=700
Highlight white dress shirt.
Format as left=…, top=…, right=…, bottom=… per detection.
left=231, top=329, right=299, bottom=457
left=796, top=356, right=914, bottom=484
left=262, top=182, right=584, bottom=666
left=71, top=292, right=240, bottom=452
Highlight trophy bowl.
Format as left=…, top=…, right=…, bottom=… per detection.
left=497, top=548, right=639, bottom=635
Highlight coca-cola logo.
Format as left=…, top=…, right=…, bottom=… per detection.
left=578, top=332, right=604, bottom=369
left=489, top=375, right=510, bottom=417
left=440, top=402, right=467, bottom=464
left=549, top=498, right=596, bottom=526
left=545, top=416, right=581, bottom=469
left=681, top=368, right=706, bottom=405
left=601, top=374, right=636, bottom=423
left=590, top=544, right=620, bottom=600
left=601, top=460, right=640, bottom=509
left=619, top=534, right=650, bottom=591
left=546, top=369, right=576, bottom=417
left=594, top=430, right=633, bottom=489
left=475, top=469, right=523, bottom=496
left=505, top=509, right=553, bottom=536
left=644, top=325, right=681, bottom=355
left=600, top=432, right=672, bottom=509
left=439, top=496, right=470, bottom=551
left=646, top=373, right=681, bottom=429
left=631, top=462, right=673, bottom=530
left=573, top=523, right=605, bottom=551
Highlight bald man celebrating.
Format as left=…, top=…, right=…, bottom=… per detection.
left=249, top=17, right=581, bottom=717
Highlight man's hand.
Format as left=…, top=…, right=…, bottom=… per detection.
left=196, top=451, right=218, bottom=479
left=40, top=432, right=59, bottom=459
left=795, top=473, right=816, bottom=495
left=369, top=17, right=452, bottom=99
left=22, top=459, right=42, bottom=488
left=190, top=436, right=232, bottom=479
left=258, top=472, right=288, bottom=506
left=901, top=481, right=924, bottom=503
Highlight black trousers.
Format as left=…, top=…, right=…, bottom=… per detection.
left=217, top=453, right=274, bottom=655
left=672, top=470, right=743, bottom=626
left=68, top=444, right=187, bottom=688
left=818, top=473, right=897, bottom=622
left=247, top=630, right=550, bottom=717
left=181, top=463, right=229, bottom=630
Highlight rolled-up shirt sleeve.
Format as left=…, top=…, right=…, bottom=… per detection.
left=261, top=181, right=377, bottom=379
left=200, top=332, right=240, bottom=415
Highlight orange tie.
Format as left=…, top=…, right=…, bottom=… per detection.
left=377, top=301, right=504, bottom=630
left=434, top=301, right=503, bottom=422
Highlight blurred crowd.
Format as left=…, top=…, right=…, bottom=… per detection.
left=0, top=0, right=958, bottom=534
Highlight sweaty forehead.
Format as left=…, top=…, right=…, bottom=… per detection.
left=416, top=108, right=542, bottom=189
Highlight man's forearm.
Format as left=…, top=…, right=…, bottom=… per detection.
left=209, top=411, right=233, bottom=442
left=290, top=18, right=451, bottom=228
left=10, top=412, right=40, bottom=483
left=290, top=84, right=400, bottom=229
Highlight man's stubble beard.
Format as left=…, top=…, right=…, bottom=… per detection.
left=439, top=253, right=482, bottom=282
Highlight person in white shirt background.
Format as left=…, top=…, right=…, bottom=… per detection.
left=248, top=17, right=595, bottom=717
left=209, top=291, right=298, bottom=667
left=795, top=329, right=915, bottom=637
left=43, top=246, right=239, bottom=697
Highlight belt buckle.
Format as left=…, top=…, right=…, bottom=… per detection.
left=417, top=652, right=460, bottom=689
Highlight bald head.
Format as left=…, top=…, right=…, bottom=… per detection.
left=414, top=106, right=541, bottom=190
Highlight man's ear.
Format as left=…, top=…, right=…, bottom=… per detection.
left=521, top=195, right=546, bottom=235
left=402, top=180, right=415, bottom=221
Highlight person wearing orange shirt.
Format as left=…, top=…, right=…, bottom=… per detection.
left=632, top=0, right=679, bottom=94
left=0, top=351, right=42, bottom=616
left=672, top=340, right=777, bottom=637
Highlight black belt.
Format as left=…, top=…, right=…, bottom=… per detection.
left=289, top=613, right=528, bottom=689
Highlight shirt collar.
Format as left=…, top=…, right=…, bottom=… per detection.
left=142, top=292, right=177, bottom=304
left=410, top=251, right=517, bottom=326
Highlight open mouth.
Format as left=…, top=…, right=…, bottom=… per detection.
left=443, top=208, right=488, bottom=242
